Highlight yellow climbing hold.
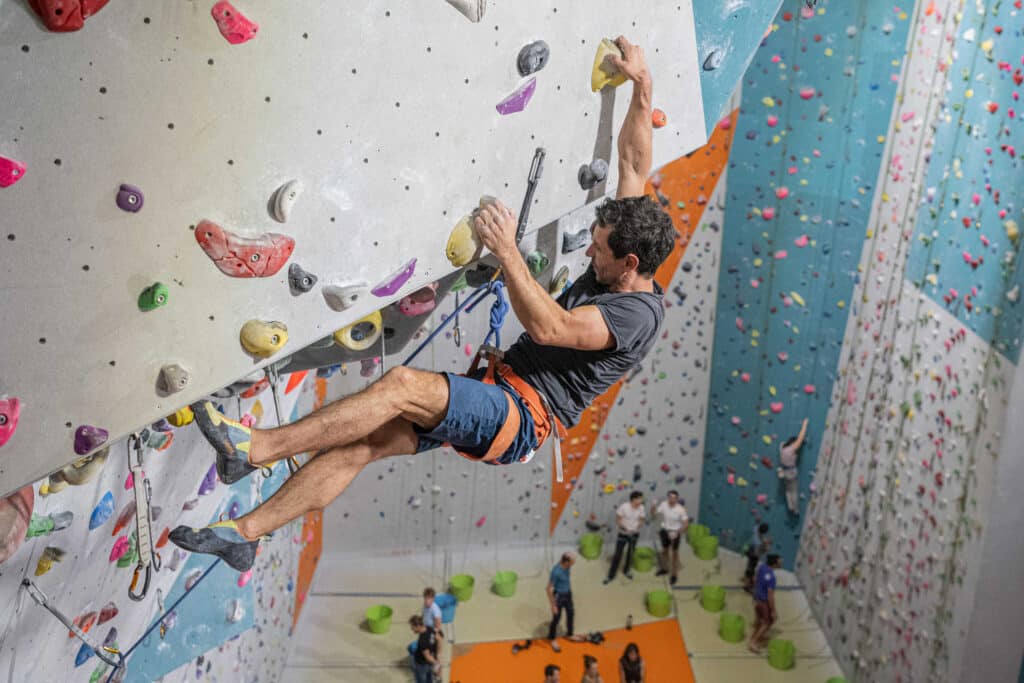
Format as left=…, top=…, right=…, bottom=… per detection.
left=333, top=311, right=382, bottom=351
left=1005, top=219, right=1019, bottom=245
left=762, top=96, right=775, bottom=108
left=240, top=320, right=289, bottom=359
left=925, top=273, right=938, bottom=286
left=753, top=258, right=763, bottom=267
left=445, top=214, right=480, bottom=267
left=728, top=446, right=738, bottom=454
left=168, top=406, right=194, bottom=427
left=763, top=435, right=773, bottom=445
left=791, top=291, right=806, bottom=306
left=837, top=300, right=846, bottom=309
left=737, top=477, right=748, bottom=487
left=769, top=385, right=777, bottom=396
left=824, top=48, right=833, bottom=57
left=252, top=400, right=264, bottom=424
left=627, top=426, right=638, bottom=437
left=603, top=483, right=616, bottom=494
left=591, top=38, right=628, bottom=91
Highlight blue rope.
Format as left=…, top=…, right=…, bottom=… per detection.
left=483, top=281, right=509, bottom=349
left=105, top=559, right=222, bottom=682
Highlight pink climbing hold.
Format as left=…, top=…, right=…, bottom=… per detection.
left=756, top=494, right=768, bottom=504
left=741, top=373, right=751, bottom=383
left=731, top=416, right=741, bottom=425
left=727, top=473, right=736, bottom=485
left=775, top=187, right=789, bottom=199
left=398, top=283, right=439, bottom=316
left=770, top=402, right=783, bottom=414
left=774, top=250, right=788, bottom=259
left=238, top=569, right=253, bottom=587
left=660, top=463, right=671, bottom=473
left=767, top=115, right=779, bottom=128
left=799, top=87, right=816, bottom=100
left=109, top=536, right=130, bottom=562
left=735, top=317, right=746, bottom=333
left=28, top=0, right=109, bottom=32
left=0, top=398, right=21, bottom=448
left=0, top=157, right=26, bottom=188
left=901, top=111, right=915, bottom=122
left=762, top=207, right=776, bottom=220
left=804, top=384, right=816, bottom=394
left=794, top=234, right=809, bottom=248
left=195, top=220, right=294, bottom=278
left=777, top=352, right=789, bottom=363
left=371, top=258, right=417, bottom=297
left=496, top=77, right=537, bottom=115
left=718, top=116, right=732, bottom=130
left=846, top=383, right=856, bottom=406
left=240, top=413, right=256, bottom=428
left=464, top=343, right=474, bottom=356
left=211, top=1, right=258, bottom=45
left=475, top=516, right=486, bottom=528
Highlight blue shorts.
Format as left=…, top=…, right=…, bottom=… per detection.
left=414, top=370, right=539, bottom=465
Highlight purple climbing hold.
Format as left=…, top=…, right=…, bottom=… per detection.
left=496, top=77, right=537, bottom=115
left=198, top=462, right=218, bottom=495
left=371, top=258, right=417, bottom=297
left=228, top=499, right=240, bottom=519
left=116, top=184, right=144, bottom=213
left=74, top=425, right=109, bottom=455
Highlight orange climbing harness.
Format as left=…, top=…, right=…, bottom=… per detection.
left=454, top=345, right=567, bottom=481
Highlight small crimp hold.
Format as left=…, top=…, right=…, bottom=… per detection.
left=288, top=263, right=318, bottom=295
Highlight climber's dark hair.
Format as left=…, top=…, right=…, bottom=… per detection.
left=595, top=195, right=676, bottom=276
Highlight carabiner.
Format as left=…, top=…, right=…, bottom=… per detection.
left=128, top=561, right=152, bottom=602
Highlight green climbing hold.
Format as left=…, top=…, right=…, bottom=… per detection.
left=527, top=250, right=550, bottom=277
left=116, top=532, right=137, bottom=568
left=138, top=282, right=169, bottom=311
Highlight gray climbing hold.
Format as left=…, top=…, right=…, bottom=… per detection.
left=445, top=0, right=485, bottom=22
left=158, top=364, right=190, bottom=395
left=578, top=159, right=609, bottom=190
left=288, top=263, right=318, bottom=295
left=702, top=50, right=723, bottom=72
left=562, top=227, right=591, bottom=254
left=517, top=40, right=550, bottom=76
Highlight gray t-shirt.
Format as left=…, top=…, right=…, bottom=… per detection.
left=503, top=266, right=664, bottom=427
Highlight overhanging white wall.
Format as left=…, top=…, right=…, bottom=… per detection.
left=0, top=0, right=706, bottom=496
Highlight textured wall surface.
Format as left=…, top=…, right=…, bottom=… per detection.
left=698, top=0, right=912, bottom=566
left=0, top=0, right=706, bottom=496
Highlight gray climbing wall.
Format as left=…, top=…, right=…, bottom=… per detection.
left=794, top=0, right=1024, bottom=681
left=0, top=0, right=705, bottom=498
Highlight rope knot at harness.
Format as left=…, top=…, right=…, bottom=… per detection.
left=485, top=280, right=510, bottom=348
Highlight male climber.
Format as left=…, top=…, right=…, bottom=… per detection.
left=170, top=36, right=676, bottom=572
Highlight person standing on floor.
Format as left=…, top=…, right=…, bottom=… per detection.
left=409, top=615, right=442, bottom=683
left=422, top=587, right=444, bottom=639
left=742, top=522, right=771, bottom=593
left=777, top=418, right=809, bottom=513
left=749, top=553, right=781, bottom=654
left=547, top=552, right=576, bottom=652
left=604, top=491, right=646, bottom=584
left=618, top=643, right=645, bottom=683
left=544, top=664, right=562, bottom=683
left=652, top=490, right=688, bottom=585
left=581, top=654, right=604, bottom=683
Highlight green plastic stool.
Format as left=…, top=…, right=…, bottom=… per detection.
left=365, top=605, right=393, bottom=634
left=493, top=571, right=518, bottom=598
left=767, top=638, right=796, bottom=671
left=694, top=535, right=719, bottom=560
left=824, top=679, right=848, bottom=683
left=719, top=613, right=745, bottom=643
left=579, top=532, right=603, bottom=560
left=687, top=523, right=709, bottom=546
left=646, top=590, right=673, bottom=618
left=701, top=585, right=726, bottom=612
left=631, top=546, right=656, bottom=572
left=450, top=574, right=475, bottom=602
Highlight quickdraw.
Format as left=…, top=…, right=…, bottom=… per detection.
left=23, top=579, right=124, bottom=669
left=127, top=434, right=161, bottom=601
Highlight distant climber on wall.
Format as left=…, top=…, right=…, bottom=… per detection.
left=169, top=36, right=676, bottom=573
left=777, top=418, right=809, bottom=514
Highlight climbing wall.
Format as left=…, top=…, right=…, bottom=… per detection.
left=795, top=0, right=1024, bottom=682
left=698, top=0, right=914, bottom=566
left=0, top=0, right=706, bottom=498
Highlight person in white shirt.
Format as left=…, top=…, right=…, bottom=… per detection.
left=652, top=490, right=688, bottom=585
left=603, top=491, right=646, bottom=584
left=777, top=418, right=809, bottom=513
left=422, top=587, right=444, bottom=639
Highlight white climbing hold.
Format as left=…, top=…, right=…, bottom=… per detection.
left=445, top=0, right=485, bottom=22
left=323, top=282, right=369, bottom=311
left=271, top=180, right=303, bottom=223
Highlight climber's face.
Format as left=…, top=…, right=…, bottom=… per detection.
left=587, top=222, right=631, bottom=286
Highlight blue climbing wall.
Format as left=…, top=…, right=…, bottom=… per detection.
left=904, top=7, right=1024, bottom=362
left=698, top=0, right=911, bottom=567
left=694, top=0, right=784, bottom=136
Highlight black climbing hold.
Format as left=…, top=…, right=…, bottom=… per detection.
left=517, top=40, right=550, bottom=76
left=288, top=263, right=318, bottom=295
left=703, top=50, right=723, bottom=71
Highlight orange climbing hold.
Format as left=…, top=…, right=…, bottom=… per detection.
left=652, top=109, right=667, bottom=128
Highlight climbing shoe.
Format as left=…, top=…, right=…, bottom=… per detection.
left=191, top=401, right=257, bottom=484
left=169, top=520, right=259, bottom=572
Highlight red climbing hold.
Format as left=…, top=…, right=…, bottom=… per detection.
left=28, top=0, right=109, bottom=32
left=652, top=109, right=667, bottom=128
left=211, top=1, right=259, bottom=45
left=0, top=398, right=20, bottom=448
left=195, top=220, right=294, bottom=278
left=0, top=157, right=26, bottom=188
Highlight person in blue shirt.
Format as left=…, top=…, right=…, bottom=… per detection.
left=547, top=552, right=576, bottom=652
left=749, top=553, right=781, bottom=653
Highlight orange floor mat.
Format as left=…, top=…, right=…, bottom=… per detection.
left=450, top=618, right=695, bottom=683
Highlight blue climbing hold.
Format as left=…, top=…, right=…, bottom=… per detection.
left=89, top=492, right=115, bottom=530
left=74, top=643, right=94, bottom=667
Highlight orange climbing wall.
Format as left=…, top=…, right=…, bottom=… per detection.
left=549, top=112, right=738, bottom=534
left=450, top=618, right=695, bottom=683
left=291, top=376, right=327, bottom=631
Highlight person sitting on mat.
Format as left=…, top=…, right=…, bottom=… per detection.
left=652, top=489, right=688, bottom=585
left=581, top=655, right=604, bottom=683
left=749, top=553, right=782, bottom=654
left=543, top=664, right=561, bottom=683
left=168, top=37, right=676, bottom=575
left=604, top=491, right=646, bottom=584
left=619, top=643, right=645, bottom=683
